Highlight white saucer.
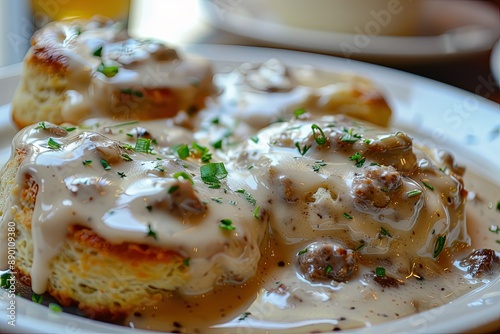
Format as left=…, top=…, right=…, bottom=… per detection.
left=200, top=0, right=500, bottom=64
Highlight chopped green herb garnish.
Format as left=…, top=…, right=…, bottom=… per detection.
left=200, top=162, right=228, bottom=185
left=406, top=189, right=423, bottom=198
left=121, top=153, right=133, bottom=161
left=293, top=108, right=306, bottom=118
left=192, top=142, right=212, bottom=163
left=47, top=138, right=61, bottom=149
left=239, top=311, right=251, bottom=321
left=35, top=121, right=47, bottom=130
left=93, top=46, right=103, bottom=57
left=363, top=139, right=373, bottom=144
left=343, top=212, right=353, bottom=220
left=355, top=243, right=365, bottom=251
left=120, top=88, right=144, bottom=98
left=135, top=138, right=152, bottom=154
left=100, top=159, right=111, bottom=170
left=380, top=227, right=392, bottom=237
left=1, top=273, right=11, bottom=288
left=176, top=144, right=190, bottom=159
left=146, top=224, right=158, bottom=240
left=253, top=206, right=261, bottom=219
left=211, top=197, right=223, bottom=203
left=439, top=167, right=448, bottom=174
left=211, top=118, right=219, bottom=124
left=325, top=264, right=333, bottom=275
left=369, top=162, right=381, bottom=167
left=286, top=125, right=303, bottom=131
left=375, top=267, right=386, bottom=277
left=32, top=293, right=43, bottom=304
left=219, top=219, right=235, bottom=231
left=168, top=185, right=180, bottom=194
left=173, top=172, right=194, bottom=185
left=341, top=128, right=362, bottom=143
left=295, top=142, right=310, bottom=156
left=497, top=201, right=500, bottom=212
left=154, top=162, right=165, bottom=172
left=250, top=136, right=259, bottom=143
left=311, top=124, right=327, bottom=145
left=48, top=303, right=63, bottom=313
left=117, top=171, right=126, bottom=178
left=312, top=160, right=326, bottom=172
left=348, top=152, right=365, bottom=168
left=97, top=63, right=119, bottom=78
left=433, top=235, right=446, bottom=258
left=82, top=159, right=92, bottom=166
left=64, top=126, right=77, bottom=132
left=298, top=248, right=308, bottom=255
left=183, top=258, right=190, bottom=267
left=235, top=189, right=256, bottom=206
left=146, top=205, right=153, bottom=212
left=146, top=224, right=157, bottom=240
left=422, top=181, right=434, bottom=191
left=212, top=138, right=223, bottom=149
left=228, top=200, right=237, bottom=205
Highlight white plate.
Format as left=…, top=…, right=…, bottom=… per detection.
left=0, top=45, right=499, bottom=334
left=492, top=39, right=500, bottom=86
left=199, top=0, right=500, bottom=63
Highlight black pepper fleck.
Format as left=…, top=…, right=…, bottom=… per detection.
left=277, top=261, right=285, bottom=267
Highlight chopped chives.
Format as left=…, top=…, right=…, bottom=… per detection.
left=422, top=181, right=434, bottom=191
left=134, top=138, right=152, bottom=154
left=48, top=303, right=63, bottom=313
left=168, top=185, right=180, bottom=194
left=433, top=235, right=446, bottom=258
left=235, top=189, right=256, bottom=206
left=100, top=159, right=111, bottom=170
left=176, top=144, right=190, bottom=159
left=406, top=189, right=423, bottom=198
left=200, top=163, right=228, bottom=184
left=47, top=138, right=61, bottom=149
left=253, top=206, right=261, bottom=219
left=146, top=224, right=157, bottom=240
left=173, top=172, right=194, bottom=185
left=219, top=219, right=235, bottom=231
left=380, top=227, right=392, bottom=237
left=375, top=267, right=386, bottom=277
left=311, top=124, right=327, bottom=145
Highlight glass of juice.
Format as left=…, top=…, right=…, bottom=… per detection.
left=31, top=0, right=130, bottom=28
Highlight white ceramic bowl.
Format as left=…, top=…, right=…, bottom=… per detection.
left=241, top=0, right=423, bottom=36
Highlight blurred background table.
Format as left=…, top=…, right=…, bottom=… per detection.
left=129, top=0, right=500, bottom=104
left=1, top=0, right=499, bottom=105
